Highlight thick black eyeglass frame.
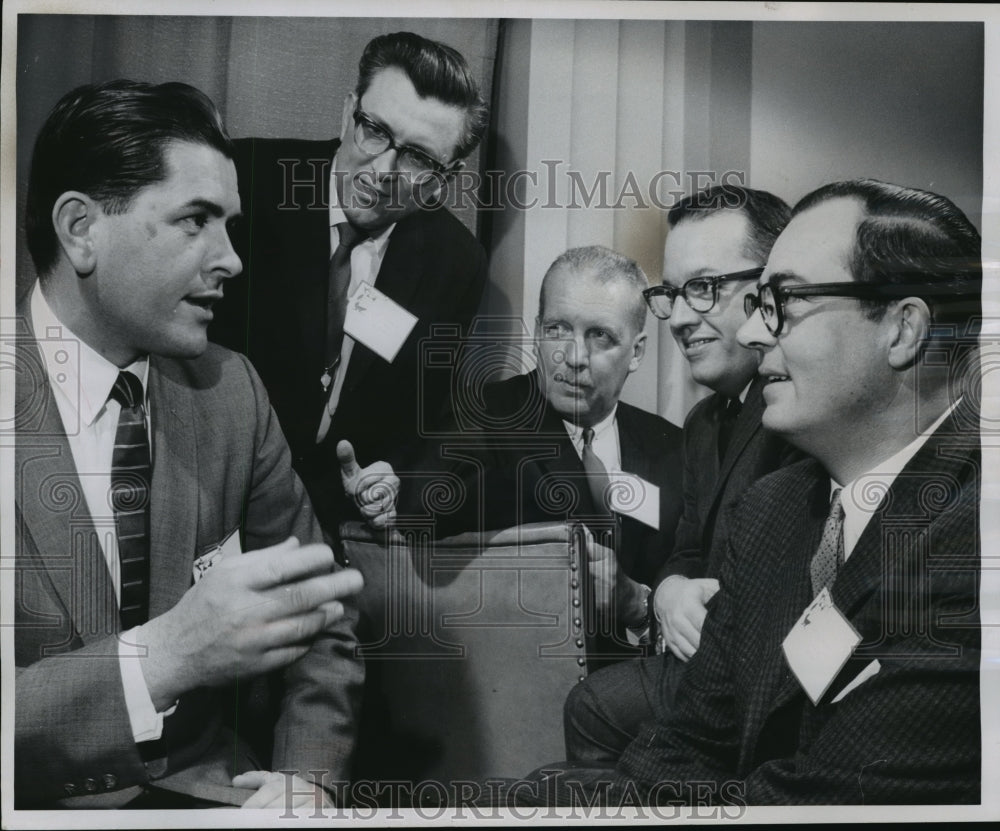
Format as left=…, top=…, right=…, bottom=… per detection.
left=352, top=104, right=453, bottom=176
left=642, top=267, right=764, bottom=320
left=743, top=280, right=978, bottom=336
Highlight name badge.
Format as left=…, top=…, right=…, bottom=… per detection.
left=782, top=587, right=861, bottom=705
left=607, top=472, right=660, bottom=530
left=344, top=282, right=418, bottom=363
left=192, top=527, right=242, bottom=583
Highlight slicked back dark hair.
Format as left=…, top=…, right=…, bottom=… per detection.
left=793, top=179, right=981, bottom=332
left=355, top=31, right=489, bottom=161
left=667, top=184, right=791, bottom=265
left=26, top=79, right=234, bottom=277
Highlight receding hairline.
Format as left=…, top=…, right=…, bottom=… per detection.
left=539, top=262, right=648, bottom=336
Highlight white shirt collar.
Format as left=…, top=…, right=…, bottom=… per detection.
left=834, top=399, right=959, bottom=560
left=563, top=404, right=619, bottom=445
left=31, top=282, right=149, bottom=426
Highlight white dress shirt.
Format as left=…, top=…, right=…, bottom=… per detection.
left=316, top=155, right=396, bottom=442
left=31, top=283, right=169, bottom=743
left=562, top=406, right=622, bottom=473
left=835, top=401, right=958, bottom=561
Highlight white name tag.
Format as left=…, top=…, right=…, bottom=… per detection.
left=782, top=587, right=861, bottom=705
left=344, top=282, right=418, bottom=363
left=192, top=527, right=242, bottom=583
left=607, top=472, right=660, bottom=530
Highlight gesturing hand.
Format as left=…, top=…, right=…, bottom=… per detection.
left=337, top=439, right=400, bottom=529
left=653, top=575, right=720, bottom=661
left=138, top=537, right=363, bottom=710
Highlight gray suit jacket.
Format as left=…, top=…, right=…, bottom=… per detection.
left=13, top=302, right=364, bottom=807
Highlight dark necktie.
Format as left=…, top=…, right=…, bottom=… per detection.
left=109, top=371, right=151, bottom=630
left=810, top=487, right=845, bottom=596
left=717, top=396, right=742, bottom=462
left=581, top=427, right=612, bottom=516
left=321, top=221, right=366, bottom=392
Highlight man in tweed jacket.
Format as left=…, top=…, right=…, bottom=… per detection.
left=515, top=179, right=981, bottom=806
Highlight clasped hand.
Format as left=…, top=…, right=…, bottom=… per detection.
left=652, top=575, right=720, bottom=661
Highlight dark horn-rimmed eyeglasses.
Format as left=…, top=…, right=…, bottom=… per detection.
left=352, top=104, right=455, bottom=178
left=642, top=267, right=764, bottom=320
left=743, top=279, right=981, bottom=337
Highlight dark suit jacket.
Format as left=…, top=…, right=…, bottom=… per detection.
left=14, top=303, right=363, bottom=807
left=405, top=371, right=684, bottom=664
left=417, top=371, right=684, bottom=586
left=655, top=376, right=801, bottom=585
left=210, top=137, right=488, bottom=531
left=616, top=403, right=981, bottom=804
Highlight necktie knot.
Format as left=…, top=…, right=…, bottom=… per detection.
left=110, top=371, right=144, bottom=410
left=582, top=427, right=596, bottom=449
left=717, top=396, right=742, bottom=462
left=334, top=221, right=366, bottom=256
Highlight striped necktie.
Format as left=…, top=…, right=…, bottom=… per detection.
left=109, top=371, right=151, bottom=630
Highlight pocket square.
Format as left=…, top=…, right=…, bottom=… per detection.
left=831, top=659, right=881, bottom=703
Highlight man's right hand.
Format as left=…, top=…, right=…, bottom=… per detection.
left=138, top=537, right=363, bottom=710
left=652, top=575, right=720, bottom=662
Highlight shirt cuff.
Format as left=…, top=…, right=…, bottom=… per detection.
left=118, top=626, right=177, bottom=744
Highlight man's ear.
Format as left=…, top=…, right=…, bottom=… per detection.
left=887, top=297, right=932, bottom=370
left=628, top=331, right=648, bottom=373
left=340, top=93, right=356, bottom=142
left=52, top=192, right=99, bottom=277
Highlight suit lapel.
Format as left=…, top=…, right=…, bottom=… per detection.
left=831, top=402, right=978, bottom=626
left=616, top=405, right=651, bottom=482
left=752, top=465, right=829, bottom=717
left=715, top=378, right=766, bottom=498
left=147, top=358, right=199, bottom=618
left=14, top=317, right=118, bottom=644
left=341, top=212, right=426, bottom=398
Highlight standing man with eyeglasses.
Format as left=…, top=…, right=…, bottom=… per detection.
left=514, top=178, right=981, bottom=806
left=210, top=32, right=489, bottom=535
left=564, top=185, right=800, bottom=763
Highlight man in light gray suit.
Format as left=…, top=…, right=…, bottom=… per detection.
left=13, top=80, right=393, bottom=809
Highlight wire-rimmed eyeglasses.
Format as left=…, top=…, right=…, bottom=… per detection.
left=642, top=267, right=764, bottom=320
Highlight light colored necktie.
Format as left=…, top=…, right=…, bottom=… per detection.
left=810, top=487, right=845, bottom=596
left=581, top=427, right=612, bottom=516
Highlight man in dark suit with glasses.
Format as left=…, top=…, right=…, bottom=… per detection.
left=514, top=178, right=981, bottom=806
left=564, top=185, right=800, bottom=763
left=210, top=31, right=489, bottom=536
